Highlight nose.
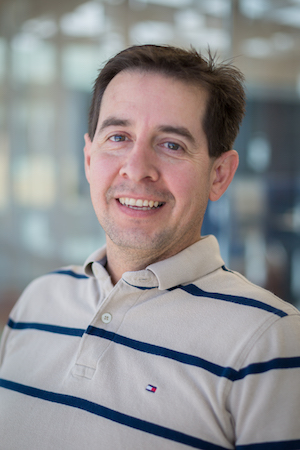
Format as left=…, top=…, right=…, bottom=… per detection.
left=119, top=140, right=159, bottom=182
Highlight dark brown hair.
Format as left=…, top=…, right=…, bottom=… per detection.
left=88, top=44, right=246, bottom=157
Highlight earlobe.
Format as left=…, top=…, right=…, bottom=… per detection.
left=209, top=150, right=239, bottom=202
left=84, top=133, right=92, bottom=183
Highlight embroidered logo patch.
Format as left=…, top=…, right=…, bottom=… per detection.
left=146, top=384, right=157, bottom=393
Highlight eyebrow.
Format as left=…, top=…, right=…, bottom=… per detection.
left=98, top=117, right=131, bottom=133
left=158, top=125, right=196, bottom=146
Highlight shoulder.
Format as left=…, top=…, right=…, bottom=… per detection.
left=196, top=264, right=299, bottom=318
left=176, top=264, right=300, bottom=361
left=8, top=265, right=96, bottom=325
left=23, top=264, right=91, bottom=295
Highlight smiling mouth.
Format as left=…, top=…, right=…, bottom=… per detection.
left=118, top=197, right=164, bottom=210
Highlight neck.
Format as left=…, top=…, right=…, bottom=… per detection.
left=104, top=236, right=202, bottom=285
left=105, top=244, right=160, bottom=285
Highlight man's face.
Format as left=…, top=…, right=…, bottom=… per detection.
left=84, top=70, right=219, bottom=262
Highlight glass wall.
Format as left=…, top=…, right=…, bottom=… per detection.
left=1, top=0, right=300, bottom=331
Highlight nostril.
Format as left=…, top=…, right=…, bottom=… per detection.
left=119, top=158, right=159, bottom=182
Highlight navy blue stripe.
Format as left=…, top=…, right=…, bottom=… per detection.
left=221, top=265, right=233, bottom=273
left=0, top=379, right=229, bottom=450
left=232, top=357, right=300, bottom=381
left=86, top=325, right=235, bottom=378
left=50, top=270, right=89, bottom=279
left=176, top=284, right=287, bottom=318
left=8, top=319, right=299, bottom=380
left=86, top=327, right=300, bottom=380
left=123, top=280, right=158, bottom=290
left=7, top=319, right=85, bottom=337
left=236, top=440, right=300, bottom=449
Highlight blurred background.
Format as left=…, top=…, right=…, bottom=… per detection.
left=1, top=0, right=300, bottom=332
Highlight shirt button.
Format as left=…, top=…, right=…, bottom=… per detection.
left=101, top=312, right=112, bottom=324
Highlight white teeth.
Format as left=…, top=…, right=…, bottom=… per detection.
left=118, top=197, right=162, bottom=209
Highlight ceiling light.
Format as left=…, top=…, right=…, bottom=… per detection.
left=239, top=0, right=271, bottom=19
left=271, top=6, right=300, bottom=28
left=60, top=2, right=106, bottom=37
left=22, top=17, right=57, bottom=39
left=145, top=0, right=192, bottom=7
left=174, top=9, right=205, bottom=30
left=247, top=134, right=271, bottom=172
left=130, top=21, right=174, bottom=44
left=201, top=0, right=231, bottom=17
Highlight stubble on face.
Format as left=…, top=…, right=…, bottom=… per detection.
left=96, top=183, right=177, bottom=251
left=94, top=182, right=209, bottom=272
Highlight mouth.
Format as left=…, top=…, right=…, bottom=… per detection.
left=118, top=197, right=165, bottom=210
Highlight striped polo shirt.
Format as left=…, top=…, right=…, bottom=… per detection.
left=0, top=235, right=300, bottom=449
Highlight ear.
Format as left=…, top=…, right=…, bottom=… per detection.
left=209, top=150, right=239, bottom=202
left=83, top=133, right=92, bottom=183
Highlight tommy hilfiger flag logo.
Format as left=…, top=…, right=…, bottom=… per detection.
left=146, top=384, right=157, bottom=393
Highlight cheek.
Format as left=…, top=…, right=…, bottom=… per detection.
left=170, top=167, right=201, bottom=197
left=89, top=154, right=118, bottom=190
left=169, top=166, right=211, bottom=212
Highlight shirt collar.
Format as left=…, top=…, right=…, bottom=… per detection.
left=84, top=246, right=107, bottom=277
left=83, top=235, right=224, bottom=290
left=147, top=235, right=224, bottom=290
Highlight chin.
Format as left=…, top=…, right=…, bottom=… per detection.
left=108, top=229, right=169, bottom=252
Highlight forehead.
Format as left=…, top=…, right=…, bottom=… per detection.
left=99, top=69, right=208, bottom=128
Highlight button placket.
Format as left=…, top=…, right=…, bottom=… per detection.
left=73, top=281, right=141, bottom=378
left=72, top=273, right=159, bottom=380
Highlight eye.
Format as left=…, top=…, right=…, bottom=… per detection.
left=163, top=142, right=183, bottom=151
left=109, top=134, right=128, bottom=142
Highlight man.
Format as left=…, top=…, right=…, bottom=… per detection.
left=0, top=45, right=299, bottom=449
